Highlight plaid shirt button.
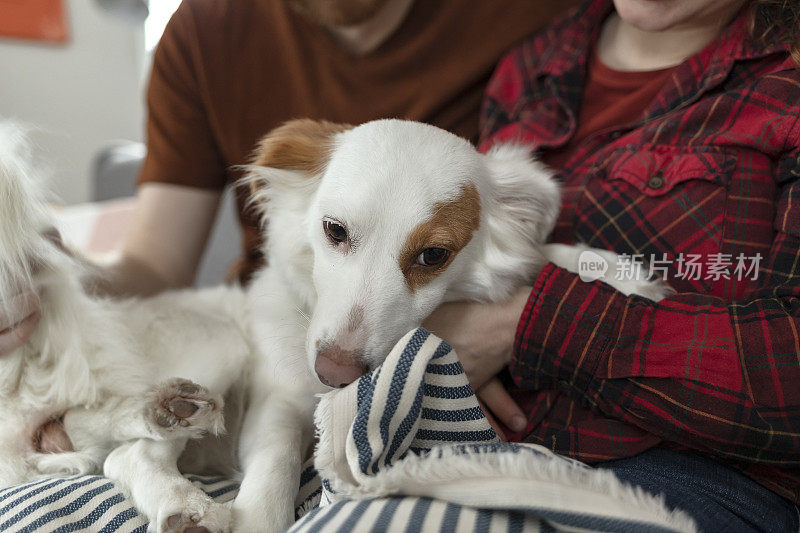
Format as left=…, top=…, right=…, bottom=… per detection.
left=647, top=173, right=664, bottom=189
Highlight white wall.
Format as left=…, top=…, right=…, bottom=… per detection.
left=0, top=0, right=145, bottom=204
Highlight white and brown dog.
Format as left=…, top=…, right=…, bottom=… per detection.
left=0, top=119, right=669, bottom=533
left=239, top=119, right=671, bottom=530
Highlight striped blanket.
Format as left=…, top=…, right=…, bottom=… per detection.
left=294, top=328, right=697, bottom=533
left=0, top=328, right=696, bottom=532
left=0, top=475, right=238, bottom=532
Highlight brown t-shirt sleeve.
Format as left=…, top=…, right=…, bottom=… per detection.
left=138, top=3, right=226, bottom=190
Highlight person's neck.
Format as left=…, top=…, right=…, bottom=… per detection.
left=598, top=11, right=730, bottom=71
left=328, top=0, right=415, bottom=56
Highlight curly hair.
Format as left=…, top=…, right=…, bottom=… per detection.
left=750, top=0, right=800, bottom=64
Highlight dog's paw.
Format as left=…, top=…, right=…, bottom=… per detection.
left=160, top=502, right=232, bottom=533
left=609, top=274, right=675, bottom=302
left=164, top=513, right=209, bottom=533
left=634, top=276, right=676, bottom=302
left=148, top=378, right=225, bottom=438
left=35, top=450, right=100, bottom=478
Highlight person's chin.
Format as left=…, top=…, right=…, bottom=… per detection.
left=613, top=0, right=682, bottom=32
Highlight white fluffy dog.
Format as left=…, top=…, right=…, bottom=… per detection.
left=0, top=125, right=254, bottom=532
left=0, top=119, right=669, bottom=533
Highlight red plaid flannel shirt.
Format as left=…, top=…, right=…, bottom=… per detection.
left=480, top=0, right=800, bottom=502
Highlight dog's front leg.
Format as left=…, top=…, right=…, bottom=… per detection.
left=104, top=438, right=232, bottom=533
left=541, top=243, right=675, bottom=301
left=232, top=389, right=313, bottom=533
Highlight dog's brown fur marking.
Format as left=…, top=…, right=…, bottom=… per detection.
left=399, top=184, right=481, bottom=291
left=250, top=119, right=353, bottom=201
left=252, top=119, right=353, bottom=173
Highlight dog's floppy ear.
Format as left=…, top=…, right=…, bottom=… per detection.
left=0, top=122, right=60, bottom=298
left=249, top=119, right=353, bottom=193
left=483, top=143, right=560, bottom=245
left=469, top=144, right=560, bottom=299
left=252, top=119, right=354, bottom=174
left=246, top=119, right=353, bottom=219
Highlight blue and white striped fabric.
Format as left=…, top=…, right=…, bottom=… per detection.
left=0, top=467, right=324, bottom=532
left=300, top=328, right=698, bottom=533
left=0, top=475, right=239, bottom=532
left=292, top=496, right=547, bottom=533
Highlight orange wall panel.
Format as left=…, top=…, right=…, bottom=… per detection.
left=0, top=0, right=68, bottom=43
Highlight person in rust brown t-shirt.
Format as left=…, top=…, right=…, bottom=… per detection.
left=106, top=0, right=579, bottom=294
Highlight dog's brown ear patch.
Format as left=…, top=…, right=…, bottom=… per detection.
left=252, top=119, right=353, bottom=174
left=399, top=184, right=481, bottom=291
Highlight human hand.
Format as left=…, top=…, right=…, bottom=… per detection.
left=0, top=230, right=63, bottom=356
left=0, top=288, right=41, bottom=356
left=423, top=286, right=532, bottom=438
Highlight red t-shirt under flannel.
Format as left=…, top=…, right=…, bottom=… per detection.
left=541, top=48, right=678, bottom=169
left=480, top=0, right=800, bottom=503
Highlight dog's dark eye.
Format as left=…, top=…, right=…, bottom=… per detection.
left=323, top=220, right=348, bottom=245
left=416, top=248, right=450, bottom=267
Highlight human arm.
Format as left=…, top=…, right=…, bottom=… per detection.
left=423, top=285, right=531, bottom=435
left=94, top=183, right=221, bottom=296
left=510, top=155, right=800, bottom=465
left=93, top=1, right=228, bottom=296
left=1, top=183, right=220, bottom=352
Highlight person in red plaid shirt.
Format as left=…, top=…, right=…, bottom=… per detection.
left=425, top=0, right=800, bottom=529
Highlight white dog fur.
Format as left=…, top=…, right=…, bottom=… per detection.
left=0, top=119, right=671, bottom=532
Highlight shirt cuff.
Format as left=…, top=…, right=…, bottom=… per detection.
left=511, top=263, right=627, bottom=395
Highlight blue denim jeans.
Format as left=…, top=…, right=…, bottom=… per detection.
left=598, top=448, right=800, bottom=532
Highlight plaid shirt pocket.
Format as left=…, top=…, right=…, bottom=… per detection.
left=574, top=146, right=736, bottom=294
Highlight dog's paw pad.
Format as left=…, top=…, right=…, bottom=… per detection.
left=148, top=378, right=224, bottom=437
left=167, top=399, right=200, bottom=420
left=162, top=502, right=231, bottom=533
left=165, top=513, right=211, bottom=533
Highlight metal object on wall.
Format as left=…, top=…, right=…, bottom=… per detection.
left=94, top=0, right=148, bottom=23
